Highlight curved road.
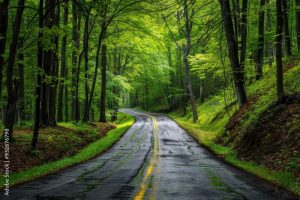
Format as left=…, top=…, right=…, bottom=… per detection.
left=8, top=109, right=299, bottom=200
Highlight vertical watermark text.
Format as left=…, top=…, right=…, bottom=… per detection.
left=3, top=129, right=10, bottom=196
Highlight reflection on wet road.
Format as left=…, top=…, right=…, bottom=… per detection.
left=7, top=109, right=298, bottom=200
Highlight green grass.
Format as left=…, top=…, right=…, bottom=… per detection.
left=170, top=114, right=300, bottom=195
left=58, top=122, right=98, bottom=135
left=0, top=112, right=135, bottom=188
left=169, top=64, right=300, bottom=195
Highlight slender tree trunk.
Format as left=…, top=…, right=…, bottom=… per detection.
left=296, top=0, right=300, bottom=51
left=83, top=12, right=90, bottom=122
left=83, top=17, right=105, bottom=122
left=40, top=74, right=49, bottom=126
left=99, top=41, right=107, bottom=122
left=266, top=0, right=274, bottom=67
left=0, top=0, right=9, bottom=103
left=64, top=72, right=69, bottom=121
left=282, top=0, right=292, bottom=56
left=71, top=1, right=79, bottom=121
left=256, top=0, right=266, bottom=80
left=175, top=46, right=184, bottom=109
left=75, top=15, right=81, bottom=122
left=41, top=0, right=56, bottom=126
left=49, top=0, right=60, bottom=126
left=18, top=38, right=25, bottom=122
left=276, top=0, right=285, bottom=101
left=57, top=0, right=68, bottom=122
left=2, top=0, right=25, bottom=141
left=183, top=0, right=198, bottom=123
left=240, top=0, right=248, bottom=72
left=32, top=0, right=44, bottom=150
left=167, top=45, right=175, bottom=110
left=219, top=0, right=248, bottom=107
left=232, top=0, right=240, bottom=43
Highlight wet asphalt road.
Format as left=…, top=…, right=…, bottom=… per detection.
left=6, top=109, right=299, bottom=200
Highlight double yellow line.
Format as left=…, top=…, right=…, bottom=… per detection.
left=134, top=115, right=159, bottom=200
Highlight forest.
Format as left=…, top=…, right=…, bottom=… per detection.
left=1, top=0, right=300, bottom=198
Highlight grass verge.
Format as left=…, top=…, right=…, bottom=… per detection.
left=169, top=114, right=300, bottom=196
left=0, top=112, right=135, bottom=188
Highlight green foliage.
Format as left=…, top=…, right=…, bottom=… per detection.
left=58, top=122, right=98, bottom=135
left=40, top=26, right=63, bottom=51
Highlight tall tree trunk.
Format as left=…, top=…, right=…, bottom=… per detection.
left=18, top=38, right=25, bottom=122
left=57, top=0, right=68, bottom=122
left=2, top=0, right=25, bottom=141
left=175, top=46, right=184, bottom=109
left=99, top=42, right=107, bottom=122
left=41, top=0, right=55, bottom=126
left=240, top=0, right=248, bottom=73
left=276, top=0, right=285, bottom=101
left=282, top=0, right=292, bottom=56
left=75, top=15, right=81, bottom=122
left=64, top=72, right=69, bottom=121
left=232, top=0, right=240, bottom=43
left=71, top=1, right=79, bottom=121
left=296, top=0, right=300, bottom=51
left=83, top=17, right=105, bottom=122
left=256, top=0, right=266, bottom=80
left=83, top=12, right=90, bottom=122
left=219, top=0, right=248, bottom=107
left=266, top=0, right=274, bottom=67
left=0, top=0, right=9, bottom=103
left=32, top=0, right=44, bottom=150
left=49, top=0, right=60, bottom=126
left=183, top=0, right=198, bottom=123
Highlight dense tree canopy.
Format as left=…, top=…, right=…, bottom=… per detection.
left=0, top=0, right=299, bottom=149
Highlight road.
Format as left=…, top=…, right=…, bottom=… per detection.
left=8, top=109, right=298, bottom=200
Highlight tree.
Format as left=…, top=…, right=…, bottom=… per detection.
left=232, top=0, right=240, bottom=43
left=83, top=13, right=105, bottom=122
left=240, top=0, right=248, bottom=73
left=71, top=1, right=80, bottom=122
left=48, top=0, right=60, bottom=126
left=266, top=0, right=274, bottom=67
left=276, top=0, right=284, bottom=101
left=219, top=0, right=248, bottom=107
left=0, top=0, right=9, bottom=103
left=296, top=0, right=300, bottom=51
left=38, top=0, right=60, bottom=127
left=82, top=8, right=91, bottom=122
left=99, top=16, right=107, bottom=123
left=17, top=38, right=25, bottom=122
left=57, top=0, right=69, bottom=122
left=256, top=0, right=266, bottom=80
left=182, top=0, right=198, bottom=123
left=32, top=0, right=44, bottom=150
left=2, top=0, right=25, bottom=141
left=282, top=0, right=292, bottom=56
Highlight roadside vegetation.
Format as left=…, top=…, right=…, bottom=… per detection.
left=170, top=64, right=300, bottom=195
left=0, top=112, right=134, bottom=188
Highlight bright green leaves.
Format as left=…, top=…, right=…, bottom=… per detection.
left=40, top=26, right=63, bottom=51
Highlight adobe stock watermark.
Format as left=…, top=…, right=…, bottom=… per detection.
left=3, top=129, right=10, bottom=196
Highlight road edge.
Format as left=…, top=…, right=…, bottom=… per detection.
left=167, top=114, right=300, bottom=199
left=0, top=112, right=136, bottom=190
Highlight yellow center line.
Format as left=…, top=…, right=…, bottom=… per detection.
left=134, top=115, right=158, bottom=200
left=149, top=124, right=160, bottom=200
